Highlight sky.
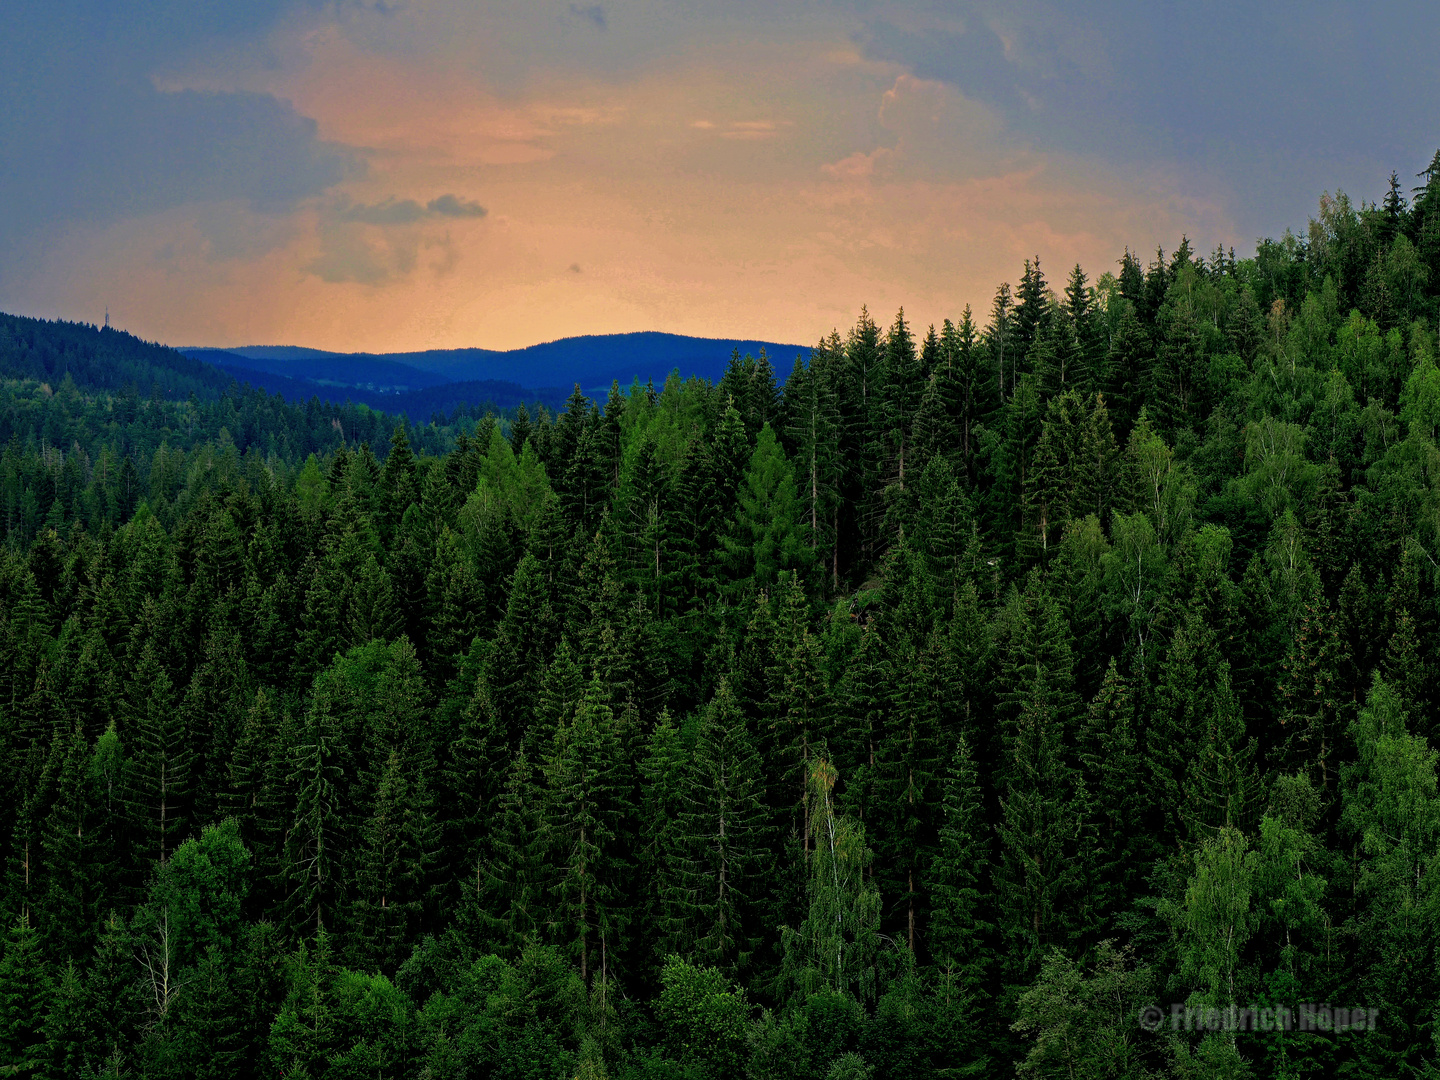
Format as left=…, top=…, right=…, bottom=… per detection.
left=2, top=1, right=1437, bottom=354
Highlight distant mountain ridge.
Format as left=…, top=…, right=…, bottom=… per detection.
left=0, top=312, right=808, bottom=423
left=197, top=331, right=810, bottom=395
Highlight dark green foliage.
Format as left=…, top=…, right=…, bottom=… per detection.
left=9, top=154, right=1440, bottom=1078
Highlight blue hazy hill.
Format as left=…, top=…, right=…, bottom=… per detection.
left=183, top=349, right=453, bottom=393
left=210, top=357, right=568, bottom=417
left=211, top=331, right=810, bottom=395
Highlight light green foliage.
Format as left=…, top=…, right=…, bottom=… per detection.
left=725, top=422, right=812, bottom=591
left=1100, top=510, right=1170, bottom=675
left=781, top=759, right=883, bottom=1004
left=1011, top=942, right=1153, bottom=1080
left=656, top=956, right=751, bottom=1078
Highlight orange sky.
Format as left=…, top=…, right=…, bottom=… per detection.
left=3, top=4, right=1245, bottom=353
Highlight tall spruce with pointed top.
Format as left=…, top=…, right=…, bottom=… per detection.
left=929, top=734, right=992, bottom=1009
left=666, top=681, right=767, bottom=973
left=126, top=640, right=190, bottom=868
left=541, top=677, right=634, bottom=986
left=282, top=692, right=346, bottom=938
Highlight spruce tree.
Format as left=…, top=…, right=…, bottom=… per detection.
left=352, top=750, right=434, bottom=972
left=994, top=671, right=1087, bottom=981
left=723, top=423, right=810, bottom=593
left=1182, top=664, right=1261, bottom=840
left=541, top=677, right=633, bottom=986
left=475, top=750, right=547, bottom=957
left=125, top=641, right=190, bottom=867
left=668, top=682, right=767, bottom=974
left=0, top=914, right=46, bottom=1077
left=39, top=722, right=92, bottom=962
left=1013, top=257, right=1050, bottom=361
left=929, top=736, right=993, bottom=1021
left=283, top=695, right=346, bottom=938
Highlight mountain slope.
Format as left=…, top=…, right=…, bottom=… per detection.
left=0, top=313, right=234, bottom=398
left=213, top=331, right=809, bottom=393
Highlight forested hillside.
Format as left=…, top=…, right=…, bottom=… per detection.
left=2, top=156, right=1440, bottom=1079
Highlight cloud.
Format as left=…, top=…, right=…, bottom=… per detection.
left=568, top=4, right=607, bottom=30
left=0, top=0, right=351, bottom=252
left=427, top=194, right=488, bottom=218
left=307, top=222, right=418, bottom=285
left=335, top=194, right=487, bottom=225
left=338, top=198, right=429, bottom=225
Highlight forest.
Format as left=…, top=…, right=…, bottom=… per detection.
left=0, top=154, right=1439, bottom=1079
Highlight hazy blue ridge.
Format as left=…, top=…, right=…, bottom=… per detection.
left=215, top=361, right=568, bottom=417
left=205, top=330, right=809, bottom=393
left=184, top=349, right=454, bottom=392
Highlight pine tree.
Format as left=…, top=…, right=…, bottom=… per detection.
left=352, top=750, right=434, bottom=972
left=1182, top=664, right=1261, bottom=840
left=283, top=695, right=346, bottom=938
left=0, top=914, right=46, bottom=1077
left=125, top=641, right=190, bottom=867
left=929, top=735, right=992, bottom=1009
left=994, top=670, right=1087, bottom=980
left=541, top=678, right=633, bottom=986
left=667, top=681, right=767, bottom=973
left=723, top=423, right=810, bottom=592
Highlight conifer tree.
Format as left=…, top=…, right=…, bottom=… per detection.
left=41, top=960, right=87, bottom=1080
left=488, top=553, right=559, bottom=745
left=880, top=308, right=923, bottom=490
left=638, top=712, right=689, bottom=967
left=1075, top=660, right=1146, bottom=933
left=785, top=353, right=843, bottom=584
left=283, top=695, right=346, bottom=938
left=0, top=914, right=46, bottom=1077
left=474, top=750, right=546, bottom=956
left=929, top=735, right=992, bottom=1008
left=510, top=403, right=533, bottom=455
left=667, top=681, right=767, bottom=973
left=724, top=423, right=810, bottom=592
left=875, top=631, right=943, bottom=955
left=996, top=375, right=1045, bottom=566
left=352, top=750, right=435, bottom=972
left=1013, top=257, right=1050, bottom=362
left=1182, top=664, right=1261, bottom=840
left=440, top=665, right=509, bottom=898
left=994, top=670, right=1087, bottom=980
left=125, top=641, right=190, bottom=867
left=180, top=621, right=250, bottom=826
left=39, top=722, right=92, bottom=961
left=542, top=678, right=633, bottom=986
